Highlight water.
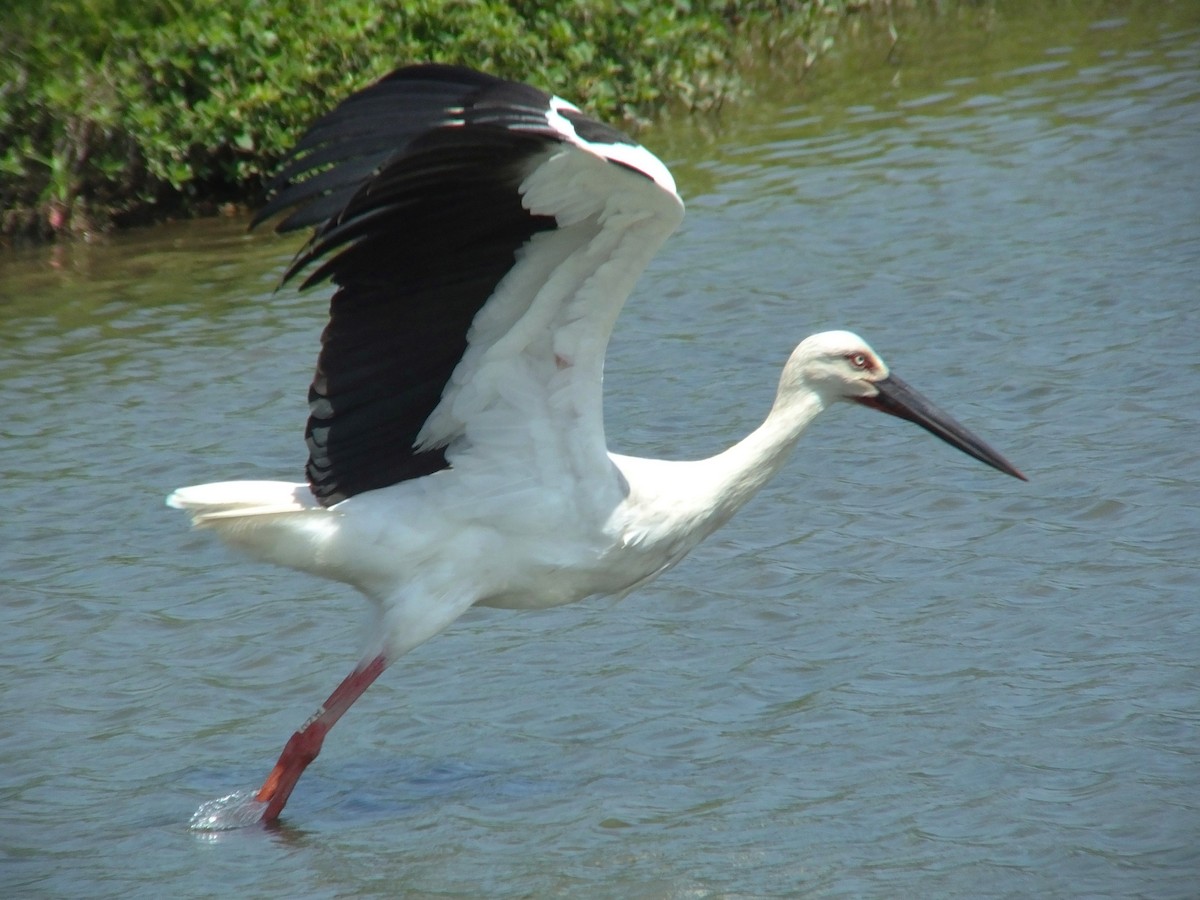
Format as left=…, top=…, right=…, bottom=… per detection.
left=3, top=5, right=1198, bottom=897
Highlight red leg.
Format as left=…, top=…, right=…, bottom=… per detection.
left=255, top=653, right=389, bottom=823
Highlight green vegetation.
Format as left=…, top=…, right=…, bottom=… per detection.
left=1, top=0, right=875, bottom=241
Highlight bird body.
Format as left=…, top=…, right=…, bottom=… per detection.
left=171, top=330, right=866, bottom=627
left=171, top=65, right=1024, bottom=828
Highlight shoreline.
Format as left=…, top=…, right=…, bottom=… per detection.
left=0, top=2, right=960, bottom=245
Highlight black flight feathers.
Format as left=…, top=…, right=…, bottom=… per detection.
left=249, top=64, right=641, bottom=506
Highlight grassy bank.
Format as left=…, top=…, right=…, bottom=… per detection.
left=1, top=1, right=892, bottom=242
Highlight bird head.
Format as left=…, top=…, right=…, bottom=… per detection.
left=781, top=330, right=1027, bottom=480
left=782, top=330, right=890, bottom=403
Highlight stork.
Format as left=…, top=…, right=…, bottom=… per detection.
left=169, top=64, right=1025, bottom=829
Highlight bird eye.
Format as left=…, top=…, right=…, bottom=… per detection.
left=847, top=353, right=869, bottom=369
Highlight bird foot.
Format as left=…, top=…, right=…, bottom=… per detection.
left=254, top=723, right=329, bottom=822
left=188, top=656, right=388, bottom=828
left=186, top=723, right=326, bottom=830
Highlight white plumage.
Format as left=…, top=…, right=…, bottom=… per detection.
left=170, top=64, right=1024, bottom=829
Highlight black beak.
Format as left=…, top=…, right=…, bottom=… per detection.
left=857, top=374, right=1027, bottom=481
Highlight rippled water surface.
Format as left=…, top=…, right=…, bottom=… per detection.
left=3, top=5, right=1197, bottom=897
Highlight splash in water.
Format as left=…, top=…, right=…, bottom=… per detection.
left=189, top=790, right=269, bottom=831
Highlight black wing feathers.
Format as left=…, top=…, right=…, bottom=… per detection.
left=253, top=65, right=588, bottom=505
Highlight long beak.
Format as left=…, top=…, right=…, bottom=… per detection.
left=857, top=374, right=1027, bottom=481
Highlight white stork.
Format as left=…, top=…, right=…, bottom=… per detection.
left=169, top=64, right=1025, bottom=828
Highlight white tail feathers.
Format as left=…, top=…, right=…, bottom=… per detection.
left=167, top=480, right=354, bottom=582
left=167, top=481, right=317, bottom=524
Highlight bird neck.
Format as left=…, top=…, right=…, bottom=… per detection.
left=692, top=387, right=827, bottom=535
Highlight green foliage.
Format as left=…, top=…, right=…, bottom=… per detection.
left=0, top=0, right=851, bottom=239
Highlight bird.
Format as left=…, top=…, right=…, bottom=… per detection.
left=168, top=63, right=1026, bottom=829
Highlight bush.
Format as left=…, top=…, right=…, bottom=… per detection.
left=0, top=0, right=848, bottom=240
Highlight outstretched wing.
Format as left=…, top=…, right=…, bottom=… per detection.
left=255, top=64, right=684, bottom=507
